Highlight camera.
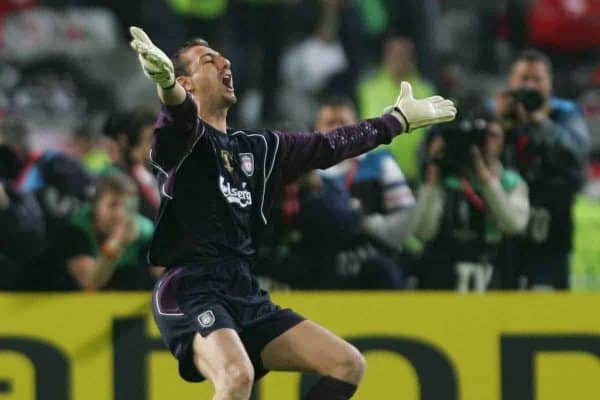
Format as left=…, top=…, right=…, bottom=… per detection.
left=510, top=87, right=545, bottom=112
left=430, top=119, right=489, bottom=175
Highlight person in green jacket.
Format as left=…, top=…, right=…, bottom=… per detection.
left=358, top=36, right=435, bottom=186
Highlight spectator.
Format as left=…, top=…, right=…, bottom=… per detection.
left=0, top=179, right=45, bottom=290
left=262, top=98, right=409, bottom=289
left=275, top=171, right=404, bottom=290
left=278, top=0, right=368, bottom=129
left=357, top=37, right=435, bottom=185
left=39, top=172, right=155, bottom=291
left=0, top=118, right=95, bottom=239
left=102, top=108, right=160, bottom=219
left=414, top=112, right=530, bottom=291
left=495, top=49, right=591, bottom=289
left=318, top=97, right=416, bottom=252
left=69, top=121, right=113, bottom=175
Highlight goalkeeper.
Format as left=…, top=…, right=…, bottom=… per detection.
left=130, top=26, right=456, bottom=400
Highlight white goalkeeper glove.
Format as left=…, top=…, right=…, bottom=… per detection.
left=389, top=81, right=457, bottom=132
left=129, top=26, right=175, bottom=89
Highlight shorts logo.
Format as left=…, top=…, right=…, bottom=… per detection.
left=239, top=153, right=254, bottom=177
left=198, top=310, right=215, bottom=328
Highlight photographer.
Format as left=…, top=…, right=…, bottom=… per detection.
left=0, top=118, right=95, bottom=241
left=414, top=113, right=530, bottom=291
left=496, top=50, right=590, bottom=289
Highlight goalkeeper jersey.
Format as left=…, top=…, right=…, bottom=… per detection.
left=147, top=93, right=403, bottom=267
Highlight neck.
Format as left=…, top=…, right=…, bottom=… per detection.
left=198, top=102, right=228, bottom=133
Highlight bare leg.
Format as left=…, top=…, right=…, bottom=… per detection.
left=191, top=329, right=255, bottom=400
left=261, top=320, right=366, bottom=386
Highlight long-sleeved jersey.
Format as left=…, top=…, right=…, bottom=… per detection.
left=147, top=93, right=403, bottom=266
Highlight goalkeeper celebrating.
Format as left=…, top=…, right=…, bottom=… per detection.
left=130, top=26, right=455, bottom=400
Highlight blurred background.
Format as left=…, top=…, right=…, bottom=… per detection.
left=1, top=0, right=598, bottom=293
left=1, top=1, right=600, bottom=399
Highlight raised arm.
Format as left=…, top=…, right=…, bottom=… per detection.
left=129, top=26, right=187, bottom=106
left=129, top=26, right=203, bottom=171
left=274, top=82, right=457, bottom=183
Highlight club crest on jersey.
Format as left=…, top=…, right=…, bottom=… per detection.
left=198, top=310, right=215, bottom=328
left=219, top=176, right=252, bottom=208
left=239, top=153, right=254, bottom=177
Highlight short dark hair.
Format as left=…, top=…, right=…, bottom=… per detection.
left=104, top=108, right=155, bottom=147
left=318, top=96, right=356, bottom=112
left=514, top=49, right=553, bottom=74
left=171, top=38, right=210, bottom=77
left=94, top=172, right=137, bottom=202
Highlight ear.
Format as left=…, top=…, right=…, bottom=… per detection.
left=177, top=76, right=192, bottom=92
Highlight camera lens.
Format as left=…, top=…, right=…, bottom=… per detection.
left=515, top=88, right=545, bottom=112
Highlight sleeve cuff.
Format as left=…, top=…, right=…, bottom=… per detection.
left=381, top=113, right=406, bottom=135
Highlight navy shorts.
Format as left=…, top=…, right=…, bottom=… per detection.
left=151, top=259, right=304, bottom=382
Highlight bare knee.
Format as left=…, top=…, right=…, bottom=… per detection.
left=215, top=361, right=254, bottom=399
left=329, top=344, right=366, bottom=385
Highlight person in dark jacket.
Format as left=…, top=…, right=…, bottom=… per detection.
left=495, top=49, right=590, bottom=289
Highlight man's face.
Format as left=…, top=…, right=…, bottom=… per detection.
left=94, top=191, right=132, bottom=236
left=178, top=45, right=236, bottom=109
left=315, top=105, right=356, bottom=133
left=508, top=60, right=552, bottom=99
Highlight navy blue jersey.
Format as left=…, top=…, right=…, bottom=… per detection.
left=147, top=94, right=403, bottom=267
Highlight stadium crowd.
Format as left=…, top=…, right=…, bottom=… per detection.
left=0, top=0, right=599, bottom=292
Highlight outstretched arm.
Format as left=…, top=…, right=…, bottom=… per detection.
left=274, top=82, right=457, bottom=184
left=274, top=115, right=403, bottom=183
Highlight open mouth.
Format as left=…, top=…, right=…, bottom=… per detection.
left=222, top=73, right=234, bottom=92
